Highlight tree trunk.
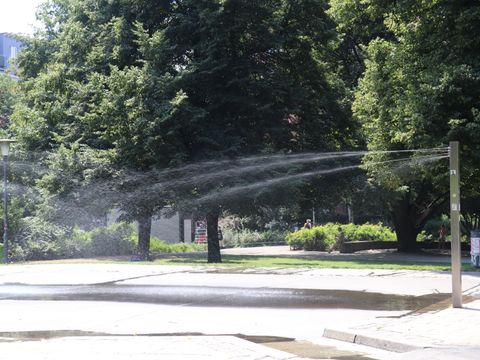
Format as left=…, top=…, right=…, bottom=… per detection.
left=138, top=214, right=152, bottom=260
left=391, top=197, right=420, bottom=253
left=206, top=207, right=221, bottom=263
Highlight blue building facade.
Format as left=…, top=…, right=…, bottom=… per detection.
left=0, top=33, right=23, bottom=73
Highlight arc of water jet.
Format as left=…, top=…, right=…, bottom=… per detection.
left=54, top=149, right=449, bottom=208
left=138, top=148, right=448, bottom=191
left=367, top=148, right=448, bottom=155
left=37, top=152, right=450, bottom=221
left=119, top=148, right=448, bottom=197
left=159, top=147, right=448, bottom=180
left=91, top=150, right=450, bottom=204
left=156, top=151, right=370, bottom=190
left=193, top=154, right=449, bottom=204
left=181, top=152, right=449, bottom=196
left=99, top=151, right=370, bottom=199
left=144, top=151, right=367, bottom=181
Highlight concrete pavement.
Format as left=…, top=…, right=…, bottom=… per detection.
left=0, top=248, right=479, bottom=359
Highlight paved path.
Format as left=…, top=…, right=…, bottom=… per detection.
left=222, top=245, right=471, bottom=263
left=0, top=248, right=479, bottom=359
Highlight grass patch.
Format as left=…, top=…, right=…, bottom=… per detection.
left=13, top=252, right=480, bottom=272
left=151, top=254, right=479, bottom=272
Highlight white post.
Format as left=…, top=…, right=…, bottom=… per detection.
left=449, top=141, right=462, bottom=308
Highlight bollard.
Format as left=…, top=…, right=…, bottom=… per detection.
left=471, top=230, right=480, bottom=268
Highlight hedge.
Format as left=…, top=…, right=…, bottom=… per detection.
left=286, top=223, right=396, bottom=251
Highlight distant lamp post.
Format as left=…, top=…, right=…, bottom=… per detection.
left=0, top=139, right=15, bottom=264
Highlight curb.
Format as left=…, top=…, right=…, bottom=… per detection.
left=323, top=328, right=423, bottom=353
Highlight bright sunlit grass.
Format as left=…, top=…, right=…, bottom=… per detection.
left=151, top=254, right=479, bottom=272
left=13, top=251, right=479, bottom=272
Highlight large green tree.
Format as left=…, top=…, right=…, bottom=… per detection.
left=351, top=0, right=480, bottom=251
left=150, top=0, right=355, bottom=261
left=13, top=0, right=357, bottom=262
left=14, top=0, right=175, bottom=259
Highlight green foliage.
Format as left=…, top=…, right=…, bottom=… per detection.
left=416, top=231, right=431, bottom=243
left=10, top=216, right=71, bottom=261
left=149, top=237, right=206, bottom=254
left=222, top=228, right=286, bottom=248
left=344, top=0, right=480, bottom=250
left=0, top=74, right=17, bottom=123
left=12, top=0, right=359, bottom=262
left=10, top=219, right=137, bottom=261
left=328, top=0, right=391, bottom=86
left=223, top=229, right=262, bottom=248
left=337, top=223, right=396, bottom=242
left=286, top=226, right=336, bottom=251
left=34, top=144, right=118, bottom=229
left=221, top=208, right=300, bottom=233
left=38, top=143, right=116, bottom=196
left=10, top=0, right=480, bottom=259
left=261, top=230, right=287, bottom=245
left=286, top=223, right=395, bottom=250
left=71, top=222, right=136, bottom=257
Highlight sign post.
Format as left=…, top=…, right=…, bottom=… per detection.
left=449, top=141, right=462, bottom=308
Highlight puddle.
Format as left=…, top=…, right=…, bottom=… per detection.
left=0, top=284, right=449, bottom=310
left=0, top=330, right=109, bottom=342
left=0, top=330, right=206, bottom=342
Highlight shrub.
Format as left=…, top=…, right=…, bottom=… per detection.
left=222, top=228, right=262, bottom=247
left=150, top=237, right=206, bottom=253
left=417, top=230, right=432, bottom=243
left=12, top=221, right=137, bottom=261
left=286, top=223, right=396, bottom=251
left=8, top=218, right=205, bottom=262
left=286, top=227, right=336, bottom=251
left=72, top=222, right=136, bottom=257
left=11, top=217, right=72, bottom=261
left=222, top=228, right=287, bottom=248
left=260, top=230, right=287, bottom=245
left=340, top=223, right=396, bottom=242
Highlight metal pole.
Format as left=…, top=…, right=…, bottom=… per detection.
left=3, top=154, right=8, bottom=264
left=449, top=141, right=462, bottom=308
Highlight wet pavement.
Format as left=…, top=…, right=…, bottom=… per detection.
left=0, top=248, right=479, bottom=359
left=0, top=284, right=450, bottom=310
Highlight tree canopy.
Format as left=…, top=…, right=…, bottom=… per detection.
left=11, top=0, right=357, bottom=261
left=4, top=0, right=480, bottom=260
left=350, top=0, right=480, bottom=250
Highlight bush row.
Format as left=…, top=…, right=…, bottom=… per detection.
left=7, top=217, right=205, bottom=262
left=286, top=223, right=396, bottom=251
left=222, top=229, right=287, bottom=248
left=150, top=240, right=206, bottom=254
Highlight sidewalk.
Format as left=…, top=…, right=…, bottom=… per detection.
left=0, top=248, right=479, bottom=359
left=324, top=295, right=480, bottom=354
left=222, top=247, right=480, bottom=357
left=221, top=245, right=471, bottom=263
